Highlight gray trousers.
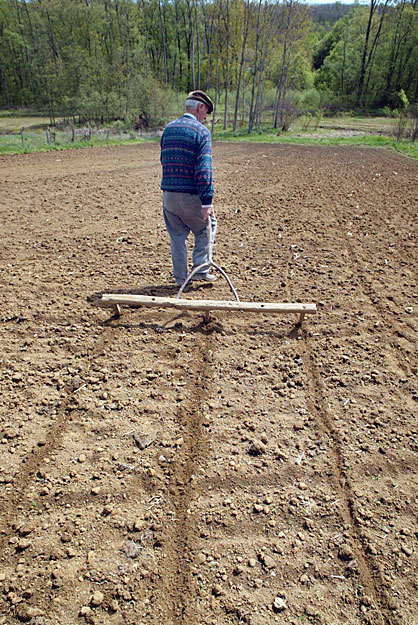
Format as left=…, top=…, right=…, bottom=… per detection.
left=162, top=191, right=217, bottom=285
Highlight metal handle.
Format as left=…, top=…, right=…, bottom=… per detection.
left=177, top=213, right=239, bottom=303
left=206, top=217, right=213, bottom=264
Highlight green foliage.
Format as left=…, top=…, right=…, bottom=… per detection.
left=278, top=93, right=300, bottom=132
left=398, top=89, right=409, bottom=109
left=315, top=2, right=418, bottom=110
left=0, top=0, right=319, bottom=132
left=312, top=16, right=349, bottom=70
left=293, top=88, right=321, bottom=113
left=407, top=106, right=418, bottom=142
left=0, top=0, right=416, bottom=130
left=395, top=89, right=418, bottom=142
left=381, top=106, right=397, bottom=118
left=296, top=108, right=323, bottom=131
left=300, top=113, right=312, bottom=131
left=315, top=8, right=365, bottom=105
left=314, top=110, right=323, bottom=130
left=289, top=53, right=315, bottom=91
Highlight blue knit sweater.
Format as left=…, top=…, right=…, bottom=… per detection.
left=160, top=113, right=214, bottom=206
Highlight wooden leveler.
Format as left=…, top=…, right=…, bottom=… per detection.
left=100, top=294, right=316, bottom=325
left=99, top=221, right=317, bottom=325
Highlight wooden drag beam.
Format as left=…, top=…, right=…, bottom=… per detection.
left=100, top=294, right=316, bottom=325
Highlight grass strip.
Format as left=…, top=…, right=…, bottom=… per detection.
left=0, top=136, right=159, bottom=155
left=212, top=130, right=418, bottom=159
left=0, top=129, right=416, bottom=159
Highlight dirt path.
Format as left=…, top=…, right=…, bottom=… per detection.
left=0, top=144, right=417, bottom=625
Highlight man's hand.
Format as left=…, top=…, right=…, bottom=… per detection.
left=201, top=204, right=214, bottom=221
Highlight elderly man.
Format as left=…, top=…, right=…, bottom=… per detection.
left=160, top=90, right=217, bottom=288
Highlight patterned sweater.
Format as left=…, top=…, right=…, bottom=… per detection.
left=160, top=113, right=214, bottom=206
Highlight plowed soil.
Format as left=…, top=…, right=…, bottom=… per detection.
left=0, top=143, right=417, bottom=625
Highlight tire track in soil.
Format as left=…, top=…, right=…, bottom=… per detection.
left=325, top=178, right=416, bottom=269
left=153, top=321, right=214, bottom=625
left=288, top=188, right=416, bottom=623
left=264, top=173, right=414, bottom=625
left=283, top=213, right=397, bottom=625
left=283, top=205, right=409, bottom=624
left=0, top=322, right=118, bottom=552
left=333, top=207, right=417, bottom=364
left=299, top=334, right=402, bottom=625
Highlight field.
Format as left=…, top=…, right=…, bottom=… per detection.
left=0, top=115, right=399, bottom=133
left=0, top=143, right=417, bottom=625
left=0, top=115, right=60, bottom=132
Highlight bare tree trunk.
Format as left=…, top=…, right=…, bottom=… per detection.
left=222, top=0, right=230, bottom=130
left=357, top=0, right=379, bottom=107
left=159, top=0, right=169, bottom=85
left=0, top=62, right=10, bottom=108
left=274, top=0, right=293, bottom=129
left=340, top=29, right=348, bottom=95
left=13, top=0, right=36, bottom=98
left=211, top=55, right=220, bottom=133
left=233, top=0, right=250, bottom=131
left=174, top=1, right=184, bottom=86
left=193, top=0, right=201, bottom=89
left=386, top=0, right=414, bottom=95
left=200, top=0, right=214, bottom=91
left=186, top=0, right=196, bottom=89
left=248, top=0, right=262, bottom=134
left=256, top=10, right=278, bottom=129
left=211, top=6, right=222, bottom=133
left=241, top=77, right=246, bottom=125
left=362, top=0, right=389, bottom=104
left=279, top=39, right=294, bottom=128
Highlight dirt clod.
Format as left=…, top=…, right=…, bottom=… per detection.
left=248, top=440, right=267, bottom=456
left=15, top=604, right=43, bottom=622
left=90, top=591, right=104, bottom=607
left=338, top=543, right=354, bottom=561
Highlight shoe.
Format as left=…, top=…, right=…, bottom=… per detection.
left=193, top=273, right=217, bottom=282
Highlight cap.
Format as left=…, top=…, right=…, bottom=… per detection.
left=187, top=90, right=214, bottom=114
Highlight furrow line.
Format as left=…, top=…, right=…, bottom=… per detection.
left=0, top=323, right=117, bottom=553
left=300, top=331, right=401, bottom=625
left=336, top=211, right=417, bottom=371
left=153, top=322, right=213, bottom=625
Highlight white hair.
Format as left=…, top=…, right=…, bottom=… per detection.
left=185, top=98, right=199, bottom=110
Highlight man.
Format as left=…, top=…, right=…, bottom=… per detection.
left=160, top=90, right=217, bottom=288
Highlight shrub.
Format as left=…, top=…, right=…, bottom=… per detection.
left=395, top=89, right=409, bottom=141
left=300, top=113, right=313, bottom=131
left=407, top=105, right=418, bottom=142
left=381, top=106, right=396, bottom=118
left=297, top=88, right=321, bottom=113
left=279, top=96, right=300, bottom=132
left=314, top=109, right=324, bottom=130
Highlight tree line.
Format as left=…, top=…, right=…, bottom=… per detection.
left=0, top=0, right=416, bottom=131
